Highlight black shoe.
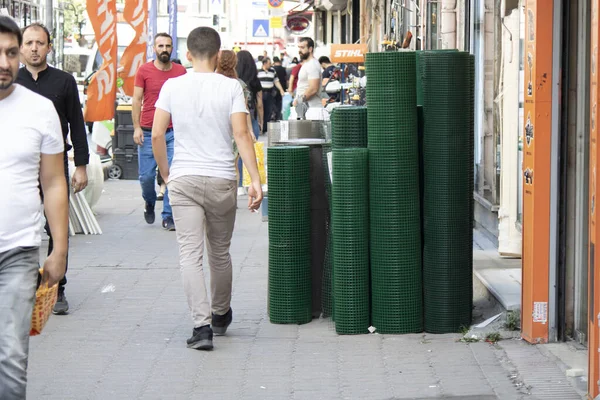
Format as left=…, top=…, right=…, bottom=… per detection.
left=212, top=308, right=232, bottom=335
left=52, top=291, right=69, bottom=315
left=162, top=217, right=175, bottom=231
left=187, top=325, right=213, bottom=350
left=144, top=202, right=155, bottom=224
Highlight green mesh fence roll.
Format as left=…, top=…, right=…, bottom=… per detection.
left=268, top=146, right=312, bottom=325
left=421, top=51, right=473, bottom=333
left=321, top=143, right=334, bottom=318
left=331, top=106, right=368, bottom=148
left=332, top=148, right=370, bottom=334
left=366, top=51, right=423, bottom=334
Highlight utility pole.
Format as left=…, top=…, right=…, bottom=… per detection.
left=46, top=0, right=54, bottom=64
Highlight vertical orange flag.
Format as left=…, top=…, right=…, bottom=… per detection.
left=84, top=0, right=117, bottom=122
left=119, top=0, right=148, bottom=97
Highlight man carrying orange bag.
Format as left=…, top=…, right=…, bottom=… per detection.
left=0, top=16, right=69, bottom=399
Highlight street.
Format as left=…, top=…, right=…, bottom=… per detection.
left=27, top=180, right=583, bottom=400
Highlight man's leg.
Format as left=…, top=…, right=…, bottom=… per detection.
left=161, top=130, right=175, bottom=230
left=169, top=176, right=213, bottom=350
left=262, top=92, right=273, bottom=134
left=49, top=154, right=70, bottom=314
left=0, top=247, right=39, bottom=400
left=204, top=177, right=237, bottom=334
left=138, top=129, right=158, bottom=224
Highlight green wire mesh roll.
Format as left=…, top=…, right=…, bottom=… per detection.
left=321, top=143, right=334, bottom=318
left=268, top=146, right=312, bottom=325
left=332, top=148, right=370, bottom=334
left=366, top=51, right=423, bottom=334
left=421, top=51, right=473, bottom=333
left=331, top=106, right=368, bottom=148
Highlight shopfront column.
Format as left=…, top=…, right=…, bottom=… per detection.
left=521, top=0, right=554, bottom=345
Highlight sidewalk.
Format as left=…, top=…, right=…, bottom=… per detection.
left=27, top=180, right=583, bottom=399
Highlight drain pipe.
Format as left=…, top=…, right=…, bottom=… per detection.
left=440, top=0, right=457, bottom=49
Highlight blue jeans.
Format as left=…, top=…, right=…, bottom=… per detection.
left=0, top=247, right=39, bottom=400
left=138, top=129, right=174, bottom=220
left=251, top=117, right=260, bottom=140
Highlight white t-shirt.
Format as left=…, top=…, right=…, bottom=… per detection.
left=155, top=72, right=248, bottom=181
left=0, top=85, right=64, bottom=253
left=296, top=58, right=323, bottom=109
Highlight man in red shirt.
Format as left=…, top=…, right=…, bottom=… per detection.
left=132, top=33, right=186, bottom=231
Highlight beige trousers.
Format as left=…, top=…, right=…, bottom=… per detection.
left=168, top=175, right=237, bottom=328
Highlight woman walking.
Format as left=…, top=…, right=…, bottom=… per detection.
left=218, top=50, right=257, bottom=189
left=235, top=50, right=263, bottom=140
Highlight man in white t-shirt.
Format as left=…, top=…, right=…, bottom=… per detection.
left=0, top=16, right=69, bottom=399
left=294, top=36, right=327, bottom=120
left=152, top=26, right=263, bottom=351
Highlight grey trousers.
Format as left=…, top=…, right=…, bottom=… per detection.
left=169, top=175, right=237, bottom=328
left=0, top=247, right=39, bottom=400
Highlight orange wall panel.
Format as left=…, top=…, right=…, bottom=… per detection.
left=589, top=0, right=600, bottom=398
left=521, top=0, right=554, bottom=344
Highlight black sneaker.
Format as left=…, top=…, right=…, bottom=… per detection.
left=187, top=325, right=213, bottom=350
left=162, top=217, right=175, bottom=231
left=212, top=308, right=232, bottom=335
left=144, top=202, right=155, bottom=224
left=53, top=291, right=69, bottom=315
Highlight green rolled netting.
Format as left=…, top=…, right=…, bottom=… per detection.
left=321, top=143, right=334, bottom=318
left=421, top=51, right=473, bottom=333
left=366, top=51, right=423, bottom=334
left=331, top=106, right=368, bottom=148
left=268, top=146, right=312, bottom=325
left=332, top=148, right=370, bottom=334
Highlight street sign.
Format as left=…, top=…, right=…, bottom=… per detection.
left=252, top=0, right=267, bottom=6
left=270, top=17, right=283, bottom=29
left=268, top=0, right=283, bottom=8
left=252, top=19, right=270, bottom=38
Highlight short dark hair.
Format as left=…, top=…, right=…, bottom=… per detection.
left=300, top=37, right=315, bottom=51
left=262, top=57, right=271, bottom=65
left=22, top=22, right=50, bottom=45
left=154, top=32, right=172, bottom=43
left=318, top=56, right=331, bottom=64
left=187, top=27, right=221, bottom=59
left=272, top=56, right=281, bottom=63
left=0, top=16, right=21, bottom=47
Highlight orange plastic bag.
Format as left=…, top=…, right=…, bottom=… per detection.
left=30, top=270, right=58, bottom=336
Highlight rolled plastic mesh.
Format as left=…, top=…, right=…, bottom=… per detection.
left=268, top=146, right=312, bottom=325
left=331, top=106, right=368, bottom=148
left=332, top=148, right=370, bottom=334
left=420, top=51, right=473, bottom=333
left=366, top=51, right=423, bottom=334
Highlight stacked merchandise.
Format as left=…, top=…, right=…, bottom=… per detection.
left=420, top=51, right=474, bottom=333
left=366, top=52, right=423, bottom=334
left=267, top=146, right=312, bottom=324
left=330, top=107, right=369, bottom=334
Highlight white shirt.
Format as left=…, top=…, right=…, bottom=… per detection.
left=296, top=58, right=323, bottom=109
left=0, top=85, right=64, bottom=253
left=155, top=72, right=248, bottom=181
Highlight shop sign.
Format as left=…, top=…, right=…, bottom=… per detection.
left=286, top=15, right=311, bottom=35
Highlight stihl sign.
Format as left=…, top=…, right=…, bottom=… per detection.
left=331, top=44, right=367, bottom=63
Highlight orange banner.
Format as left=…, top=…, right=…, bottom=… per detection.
left=118, top=0, right=148, bottom=97
left=330, top=44, right=367, bottom=63
left=84, top=0, right=117, bottom=122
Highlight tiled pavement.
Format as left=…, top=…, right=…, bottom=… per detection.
left=26, top=180, right=583, bottom=400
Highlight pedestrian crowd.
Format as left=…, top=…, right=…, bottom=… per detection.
left=0, top=13, right=341, bottom=398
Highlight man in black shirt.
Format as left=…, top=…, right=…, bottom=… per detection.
left=16, top=23, right=89, bottom=315
left=272, top=57, right=288, bottom=120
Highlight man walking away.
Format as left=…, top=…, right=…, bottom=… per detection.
left=294, top=37, right=326, bottom=120
left=132, top=33, right=186, bottom=231
left=152, top=27, right=263, bottom=351
left=0, top=15, right=68, bottom=399
left=257, top=57, right=285, bottom=133
left=272, top=56, right=288, bottom=120
left=17, top=23, right=89, bottom=315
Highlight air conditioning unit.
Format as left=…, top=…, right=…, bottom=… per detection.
left=320, top=0, right=347, bottom=11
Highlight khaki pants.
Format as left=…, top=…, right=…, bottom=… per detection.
left=168, top=175, right=237, bottom=328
